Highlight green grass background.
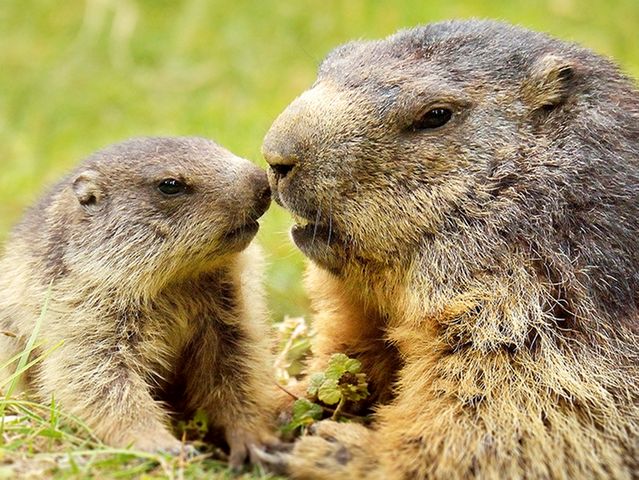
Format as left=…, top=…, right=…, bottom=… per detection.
left=1, top=0, right=638, bottom=478
left=1, top=0, right=639, bottom=321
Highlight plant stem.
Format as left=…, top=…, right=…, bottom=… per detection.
left=331, top=396, right=346, bottom=421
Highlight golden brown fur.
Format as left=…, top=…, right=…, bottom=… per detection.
left=260, top=20, right=639, bottom=480
left=0, top=137, right=276, bottom=466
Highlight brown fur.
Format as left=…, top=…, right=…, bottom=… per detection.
left=0, top=137, right=276, bottom=466
left=261, top=21, right=639, bottom=479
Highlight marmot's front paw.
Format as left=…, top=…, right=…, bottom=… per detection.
left=226, top=426, right=280, bottom=470
left=253, top=420, right=378, bottom=480
left=124, top=429, right=195, bottom=457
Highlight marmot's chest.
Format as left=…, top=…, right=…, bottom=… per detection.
left=143, top=299, right=226, bottom=350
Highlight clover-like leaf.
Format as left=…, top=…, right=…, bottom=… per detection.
left=325, top=353, right=362, bottom=380
left=307, top=372, right=325, bottom=397
left=283, top=398, right=323, bottom=432
left=282, top=353, right=371, bottom=430
left=317, top=377, right=341, bottom=405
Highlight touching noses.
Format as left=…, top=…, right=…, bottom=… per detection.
left=262, top=137, right=299, bottom=183
left=263, top=82, right=339, bottom=183
left=250, top=168, right=272, bottom=216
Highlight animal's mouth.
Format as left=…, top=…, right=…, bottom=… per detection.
left=221, top=220, right=260, bottom=251
left=274, top=199, right=346, bottom=272
left=289, top=213, right=335, bottom=245
left=287, top=212, right=346, bottom=274
left=226, top=220, right=260, bottom=239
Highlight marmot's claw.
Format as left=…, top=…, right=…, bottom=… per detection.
left=255, top=425, right=363, bottom=477
left=250, top=445, right=291, bottom=475
left=269, top=441, right=295, bottom=453
left=181, top=444, right=200, bottom=459
left=161, top=443, right=199, bottom=459
left=227, top=428, right=282, bottom=470
left=277, top=410, right=293, bottom=427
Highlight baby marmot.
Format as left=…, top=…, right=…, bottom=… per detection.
left=0, top=137, right=276, bottom=467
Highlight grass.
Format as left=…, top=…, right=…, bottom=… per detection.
left=0, top=398, right=278, bottom=479
left=1, top=0, right=638, bottom=477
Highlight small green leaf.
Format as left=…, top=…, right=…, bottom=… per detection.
left=292, top=353, right=370, bottom=425
left=292, top=398, right=323, bottom=421
left=192, top=409, right=209, bottom=435
left=317, top=378, right=341, bottom=405
left=343, top=357, right=362, bottom=374
left=283, top=398, right=323, bottom=432
left=307, top=373, right=325, bottom=397
left=325, top=353, right=362, bottom=380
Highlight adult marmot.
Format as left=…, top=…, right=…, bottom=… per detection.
left=260, top=20, right=639, bottom=479
left=0, top=137, right=275, bottom=467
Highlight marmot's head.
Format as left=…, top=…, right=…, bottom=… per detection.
left=263, top=20, right=638, bottom=274
left=42, top=137, right=270, bottom=283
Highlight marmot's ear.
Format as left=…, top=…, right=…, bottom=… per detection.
left=72, top=170, right=103, bottom=209
left=521, top=54, right=577, bottom=111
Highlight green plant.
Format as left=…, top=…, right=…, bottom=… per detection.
left=284, top=353, right=370, bottom=433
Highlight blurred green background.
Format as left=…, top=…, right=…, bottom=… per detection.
left=1, top=0, right=638, bottom=321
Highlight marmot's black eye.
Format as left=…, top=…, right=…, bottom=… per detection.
left=158, top=178, right=187, bottom=196
left=411, top=108, right=453, bottom=130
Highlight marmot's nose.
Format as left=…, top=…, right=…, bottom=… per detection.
left=262, top=138, right=299, bottom=181
left=249, top=169, right=271, bottom=217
